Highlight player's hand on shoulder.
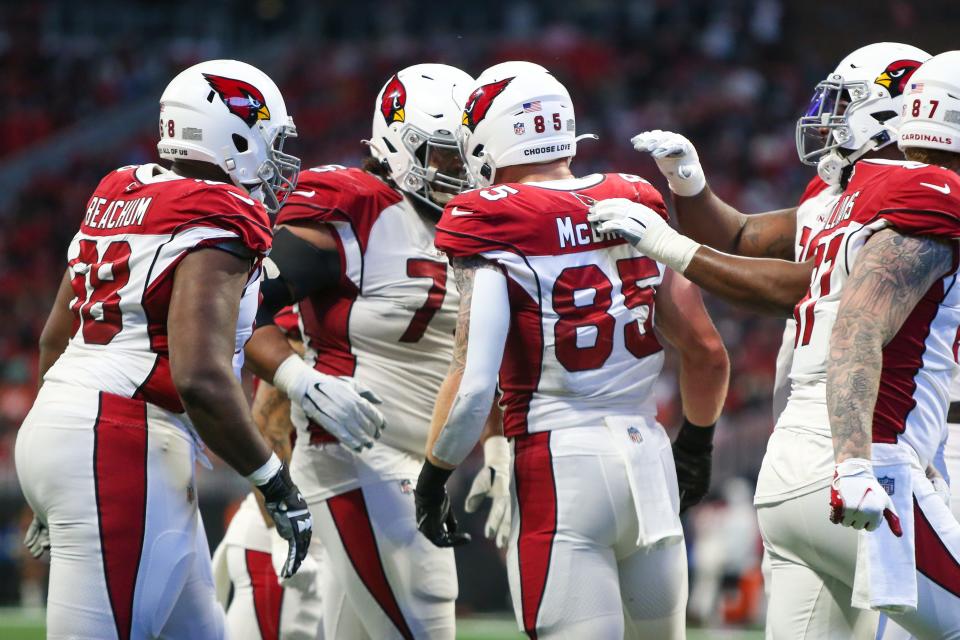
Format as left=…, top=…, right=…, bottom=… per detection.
left=254, top=460, right=314, bottom=578
left=272, top=354, right=385, bottom=451
left=589, top=199, right=700, bottom=273
left=588, top=198, right=665, bottom=247
left=631, top=129, right=706, bottom=197
left=464, top=435, right=512, bottom=548
left=829, top=458, right=902, bottom=536
left=23, top=514, right=50, bottom=558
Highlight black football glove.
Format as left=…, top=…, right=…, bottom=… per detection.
left=672, top=419, right=715, bottom=514
left=256, top=462, right=312, bottom=578
left=415, top=460, right=471, bottom=548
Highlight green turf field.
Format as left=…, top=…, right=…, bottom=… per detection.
left=0, top=608, right=763, bottom=639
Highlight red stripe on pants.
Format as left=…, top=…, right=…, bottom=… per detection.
left=246, top=549, right=284, bottom=640
left=914, top=497, right=960, bottom=597
left=514, top=431, right=557, bottom=639
left=93, top=392, right=148, bottom=640
left=327, top=489, right=414, bottom=640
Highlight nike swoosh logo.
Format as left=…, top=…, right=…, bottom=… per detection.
left=450, top=207, right=473, bottom=216
left=292, top=190, right=316, bottom=198
left=226, top=190, right=256, bottom=206
left=920, top=182, right=951, bottom=194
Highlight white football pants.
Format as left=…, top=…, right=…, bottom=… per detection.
left=16, top=383, right=224, bottom=640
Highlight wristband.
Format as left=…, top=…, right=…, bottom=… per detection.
left=417, top=459, right=454, bottom=500
left=674, top=418, right=716, bottom=453
left=483, top=435, right=511, bottom=467
left=836, top=457, right=873, bottom=477
left=653, top=232, right=701, bottom=274
left=272, top=353, right=309, bottom=396
left=667, top=168, right=706, bottom=198
left=246, top=452, right=282, bottom=486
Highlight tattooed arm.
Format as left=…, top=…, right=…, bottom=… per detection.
left=425, top=256, right=509, bottom=468
left=674, top=186, right=799, bottom=259
left=827, top=229, right=953, bottom=462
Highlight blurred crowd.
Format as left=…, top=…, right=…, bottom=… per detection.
left=1, top=0, right=956, bottom=622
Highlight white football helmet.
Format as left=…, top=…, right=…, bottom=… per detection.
left=795, top=42, right=930, bottom=184
left=457, top=61, right=592, bottom=187
left=368, top=64, right=474, bottom=211
left=158, top=59, right=299, bottom=213
left=898, top=50, right=960, bottom=154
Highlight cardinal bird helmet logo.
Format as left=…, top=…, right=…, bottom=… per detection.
left=380, top=74, right=407, bottom=125
left=462, top=77, right=514, bottom=132
left=203, top=73, right=271, bottom=127
left=874, top=60, right=922, bottom=98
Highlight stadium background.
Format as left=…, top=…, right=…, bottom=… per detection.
left=0, top=1, right=957, bottom=637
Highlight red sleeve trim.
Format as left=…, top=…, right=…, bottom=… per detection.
left=874, top=208, right=960, bottom=239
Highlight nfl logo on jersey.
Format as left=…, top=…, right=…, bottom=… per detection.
left=627, top=427, right=643, bottom=444
left=514, top=122, right=525, bottom=135
left=878, top=476, right=895, bottom=496
left=399, top=479, right=413, bottom=494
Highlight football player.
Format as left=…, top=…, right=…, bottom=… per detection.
left=415, top=62, right=730, bottom=640
left=595, top=41, right=930, bottom=639
left=242, top=64, right=485, bottom=639
left=15, top=60, right=312, bottom=639
left=591, top=50, right=960, bottom=637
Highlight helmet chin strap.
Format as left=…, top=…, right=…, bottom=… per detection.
left=818, top=126, right=897, bottom=185
left=816, top=152, right=846, bottom=186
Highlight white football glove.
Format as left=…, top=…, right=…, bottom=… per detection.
left=829, top=458, right=902, bottom=536
left=588, top=198, right=700, bottom=273
left=271, top=527, right=319, bottom=593
left=273, top=354, right=386, bottom=451
left=464, top=436, right=512, bottom=549
left=631, top=130, right=706, bottom=197
left=23, top=515, right=50, bottom=558
left=926, top=465, right=951, bottom=507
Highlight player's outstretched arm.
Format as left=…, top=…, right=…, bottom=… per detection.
left=826, top=228, right=952, bottom=535
left=589, top=199, right=811, bottom=316
left=169, top=248, right=275, bottom=474
left=169, top=247, right=312, bottom=577
left=417, top=257, right=509, bottom=547
left=245, top=222, right=386, bottom=452
left=656, top=270, right=730, bottom=512
left=37, top=270, right=75, bottom=388
left=632, top=130, right=798, bottom=259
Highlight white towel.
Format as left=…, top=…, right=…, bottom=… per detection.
left=851, top=460, right=917, bottom=613
left=604, top=416, right=683, bottom=548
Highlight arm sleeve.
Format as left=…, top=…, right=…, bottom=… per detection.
left=255, top=227, right=342, bottom=327
left=431, top=268, right=511, bottom=466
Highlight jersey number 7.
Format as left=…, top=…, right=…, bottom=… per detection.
left=399, top=258, right=447, bottom=343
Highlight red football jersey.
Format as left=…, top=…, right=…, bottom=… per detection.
left=436, top=173, right=670, bottom=437
left=45, top=164, right=271, bottom=413
left=782, top=159, right=960, bottom=466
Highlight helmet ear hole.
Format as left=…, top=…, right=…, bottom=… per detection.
left=870, top=110, right=898, bottom=123
left=471, top=144, right=485, bottom=158
left=232, top=134, right=249, bottom=152
left=382, top=137, right=398, bottom=153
